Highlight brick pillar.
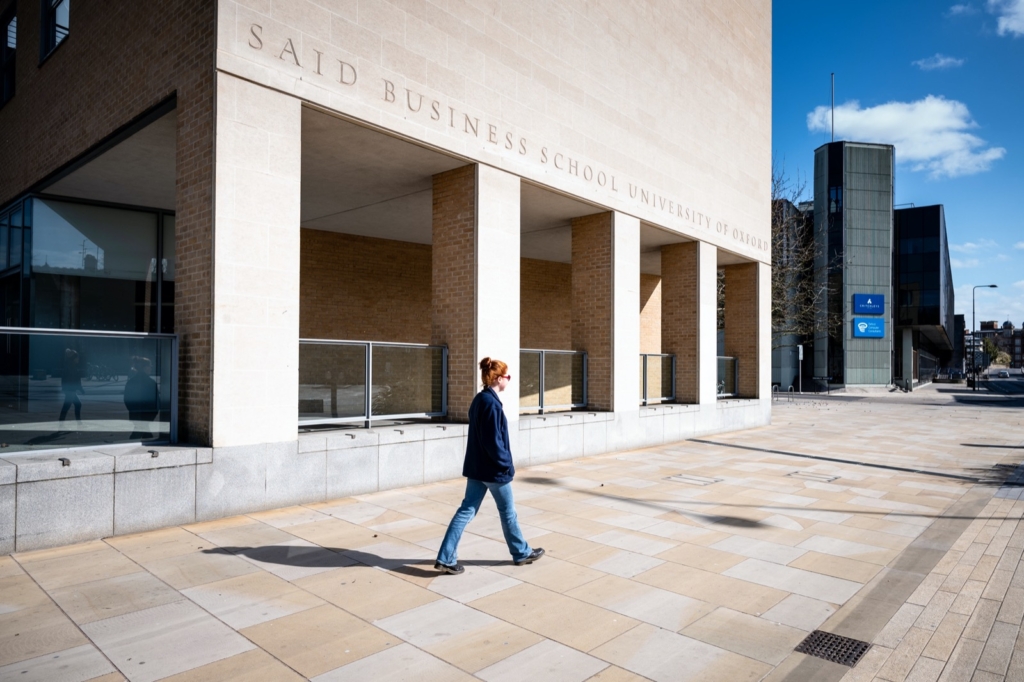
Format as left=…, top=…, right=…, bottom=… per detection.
left=432, top=164, right=520, bottom=423
left=175, top=61, right=216, bottom=445
left=662, top=241, right=718, bottom=405
left=723, top=262, right=761, bottom=398
left=210, top=74, right=301, bottom=447
left=571, top=211, right=639, bottom=412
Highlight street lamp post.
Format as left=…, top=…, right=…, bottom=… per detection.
left=972, top=284, right=998, bottom=391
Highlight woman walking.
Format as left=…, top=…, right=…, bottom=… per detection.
left=435, top=357, right=544, bottom=574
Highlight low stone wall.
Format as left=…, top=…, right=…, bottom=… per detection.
left=0, top=400, right=768, bottom=553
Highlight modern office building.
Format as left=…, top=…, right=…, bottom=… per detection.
left=809, top=143, right=955, bottom=388
left=812, top=142, right=895, bottom=387
left=952, top=314, right=966, bottom=374
left=893, top=205, right=955, bottom=384
left=0, top=1, right=772, bottom=551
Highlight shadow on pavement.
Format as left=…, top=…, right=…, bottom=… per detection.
left=203, top=545, right=506, bottom=576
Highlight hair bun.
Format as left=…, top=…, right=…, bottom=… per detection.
left=479, top=357, right=492, bottom=371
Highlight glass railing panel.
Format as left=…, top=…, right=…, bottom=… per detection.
left=298, top=342, right=366, bottom=421
left=0, top=329, right=176, bottom=453
left=371, top=344, right=445, bottom=417
left=520, top=351, right=540, bottom=409
left=571, top=352, right=586, bottom=405
left=717, top=356, right=738, bottom=397
left=544, top=353, right=575, bottom=408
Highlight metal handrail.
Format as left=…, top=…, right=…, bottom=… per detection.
left=640, top=353, right=675, bottom=405
left=0, top=326, right=179, bottom=444
left=519, top=349, right=587, bottom=414
left=298, top=339, right=447, bottom=428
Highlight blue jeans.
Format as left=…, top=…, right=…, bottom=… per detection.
left=437, top=478, right=532, bottom=566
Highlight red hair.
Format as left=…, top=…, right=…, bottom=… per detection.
left=479, top=357, right=508, bottom=387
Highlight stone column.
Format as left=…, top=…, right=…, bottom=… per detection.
left=723, top=262, right=762, bottom=398
left=432, top=164, right=521, bottom=423
left=662, top=241, right=718, bottom=404
left=571, top=211, right=640, bottom=412
left=210, top=74, right=301, bottom=447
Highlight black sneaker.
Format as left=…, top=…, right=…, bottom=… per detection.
left=434, top=561, right=465, bottom=575
left=514, top=548, right=545, bottom=565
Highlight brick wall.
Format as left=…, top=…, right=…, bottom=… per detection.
left=640, top=274, right=661, bottom=354
left=571, top=212, right=613, bottom=411
left=724, top=262, right=759, bottom=398
left=300, top=229, right=432, bottom=343
left=521, top=258, right=571, bottom=349
left=0, top=1, right=216, bottom=443
left=662, top=243, right=700, bottom=403
left=431, top=165, right=477, bottom=420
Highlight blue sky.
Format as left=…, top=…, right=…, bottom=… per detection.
left=773, top=0, right=1024, bottom=328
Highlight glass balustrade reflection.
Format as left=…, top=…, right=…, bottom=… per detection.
left=371, top=345, right=445, bottom=417
left=298, top=342, right=366, bottom=421
left=520, top=351, right=541, bottom=409
left=298, top=341, right=446, bottom=424
left=718, top=356, right=738, bottom=397
left=0, top=330, right=176, bottom=453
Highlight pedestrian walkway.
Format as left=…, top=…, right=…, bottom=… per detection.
left=0, top=392, right=1021, bottom=681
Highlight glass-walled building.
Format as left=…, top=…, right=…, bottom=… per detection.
left=893, top=205, right=955, bottom=383
left=0, top=197, right=176, bottom=452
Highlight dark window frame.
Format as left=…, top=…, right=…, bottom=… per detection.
left=1, top=4, right=15, bottom=108
left=38, top=0, right=67, bottom=63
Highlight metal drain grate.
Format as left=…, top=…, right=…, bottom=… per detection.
left=786, top=471, right=839, bottom=483
left=795, top=630, right=871, bottom=667
left=665, top=474, right=722, bottom=486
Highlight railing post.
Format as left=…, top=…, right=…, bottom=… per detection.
left=538, top=350, right=546, bottom=415
left=642, top=354, right=648, bottom=406
left=170, top=336, right=179, bottom=444
left=364, top=342, right=373, bottom=429
left=441, top=346, right=449, bottom=419
left=671, top=355, right=676, bottom=402
left=582, top=352, right=588, bottom=408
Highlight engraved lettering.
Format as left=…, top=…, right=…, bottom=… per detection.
left=519, top=138, right=527, bottom=155
left=583, top=165, right=593, bottom=181
left=430, top=100, right=441, bottom=121
left=406, top=89, right=423, bottom=112
left=248, top=24, right=263, bottom=50
left=338, top=61, right=357, bottom=85
left=464, top=114, right=479, bottom=136
left=597, top=171, right=606, bottom=186
left=568, top=158, right=578, bottom=175
left=554, top=153, right=564, bottom=169
left=504, top=132, right=514, bottom=150
left=541, top=147, right=549, bottom=163
left=279, top=38, right=301, bottom=66
left=314, top=49, right=323, bottom=75
left=629, top=183, right=638, bottom=199
left=488, top=124, right=498, bottom=144
left=383, top=79, right=395, bottom=103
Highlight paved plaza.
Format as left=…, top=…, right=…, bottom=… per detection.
left=1, top=386, right=1022, bottom=682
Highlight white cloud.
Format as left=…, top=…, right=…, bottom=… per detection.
left=913, top=54, right=965, bottom=70
left=950, top=238, right=998, bottom=253
left=989, top=0, right=1024, bottom=36
left=948, top=3, right=977, bottom=15
left=807, top=96, right=1006, bottom=178
left=951, top=258, right=981, bottom=268
left=1015, top=241, right=1024, bottom=249
left=1015, top=280, right=1024, bottom=288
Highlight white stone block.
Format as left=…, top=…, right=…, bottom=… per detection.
left=114, top=467, right=196, bottom=536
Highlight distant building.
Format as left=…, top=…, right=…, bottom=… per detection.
left=893, top=205, right=955, bottom=383
left=812, top=141, right=895, bottom=387
left=808, top=142, right=956, bottom=388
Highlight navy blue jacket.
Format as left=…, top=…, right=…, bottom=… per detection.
left=462, top=387, right=514, bottom=483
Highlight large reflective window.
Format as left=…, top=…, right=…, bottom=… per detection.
left=31, top=199, right=158, bottom=332
left=161, top=216, right=175, bottom=333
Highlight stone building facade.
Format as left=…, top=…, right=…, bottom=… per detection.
left=0, top=0, right=772, bottom=551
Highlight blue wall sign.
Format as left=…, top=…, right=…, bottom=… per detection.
left=852, top=318, right=885, bottom=339
left=853, top=294, right=885, bottom=315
